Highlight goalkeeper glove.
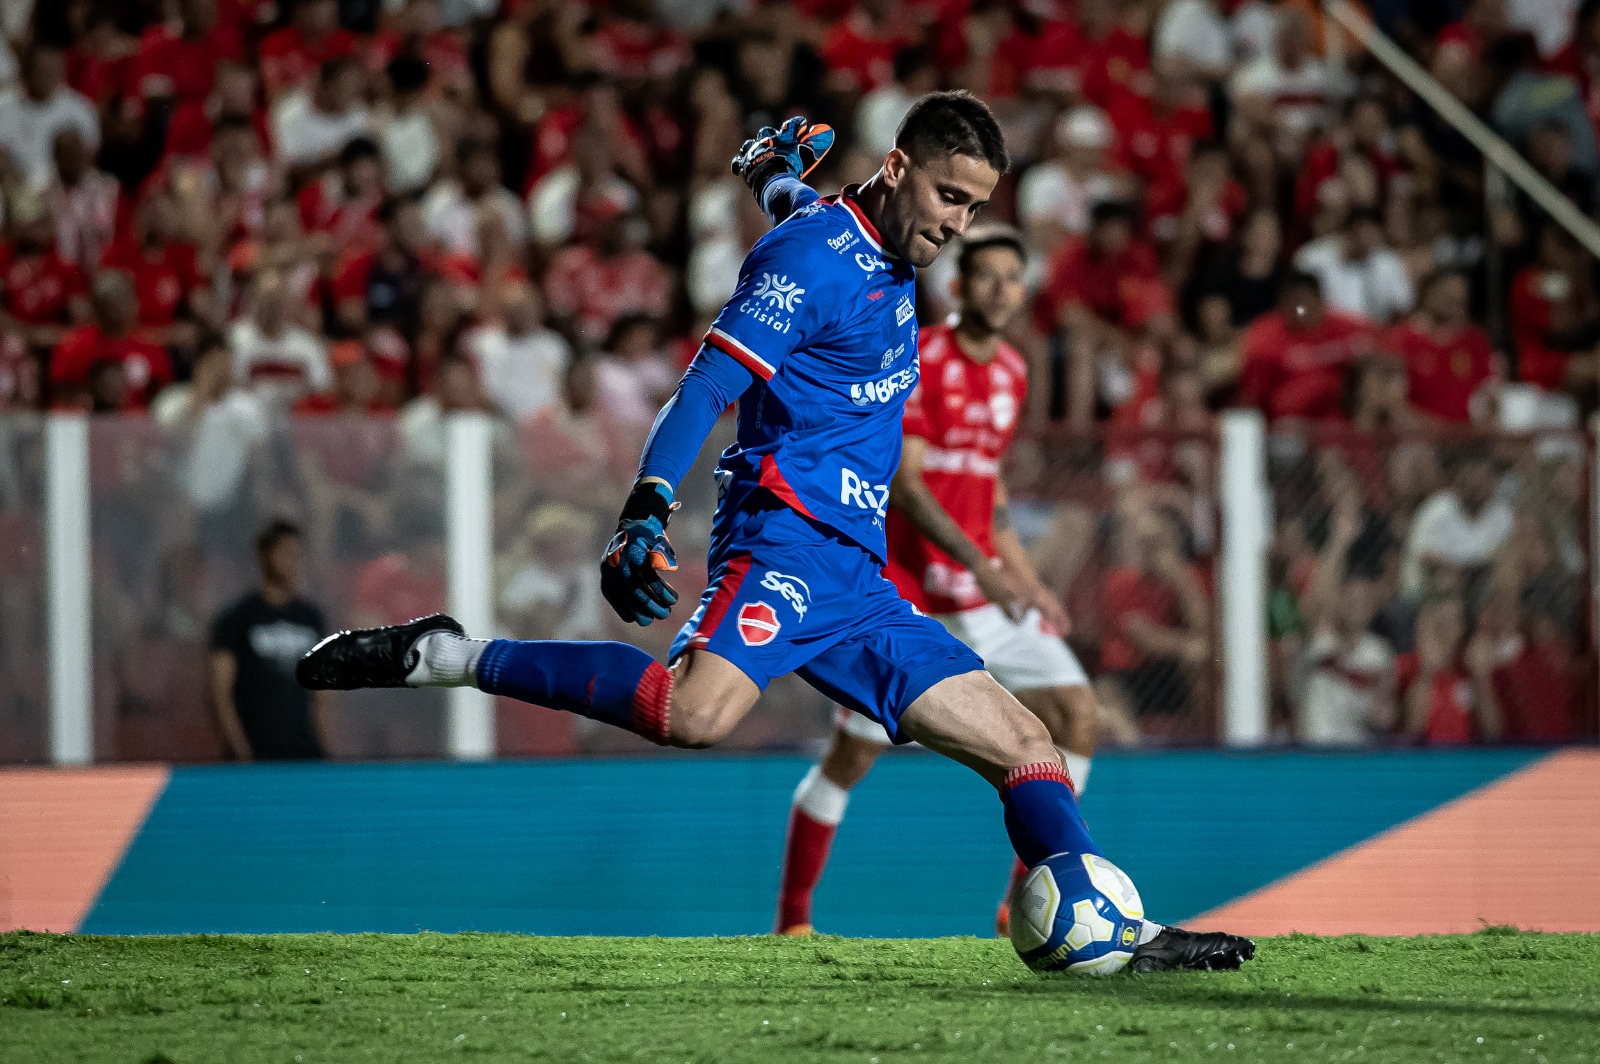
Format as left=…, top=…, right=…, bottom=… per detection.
left=601, top=480, right=680, bottom=626
left=731, top=115, right=835, bottom=203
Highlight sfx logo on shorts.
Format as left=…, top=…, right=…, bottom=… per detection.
left=737, top=602, right=782, bottom=646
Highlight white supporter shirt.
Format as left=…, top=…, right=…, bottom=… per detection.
left=45, top=170, right=120, bottom=270
left=1154, top=0, right=1233, bottom=72
left=1402, top=489, right=1516, bottom=595
left=1296, top=630, right=1395, bottom=746
left=153, top=385, right=270, bottom=510
left=379, top=107, right=439, bottom=195
left=1229, top=54, right=1336, bottom=143
left=1017, top=164, right=1121, bottom=238
left=0, top=87, right=100, bottom=190
left=463, top=324, right=570, bottom=422
left=1293, top=236, right=1415, bottom=323
left=228, top=320, right=333, bottom=405
left=855, top=83, right=916, bottom=158
left=270, top=91, right=373, bottom=168
left=421, top=181, right=528, bottom=258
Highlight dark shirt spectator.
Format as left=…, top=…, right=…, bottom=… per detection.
left=208, top=520, right=330, bottom=760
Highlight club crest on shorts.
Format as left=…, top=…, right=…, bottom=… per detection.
left=737, top=602, right=781, bottom=646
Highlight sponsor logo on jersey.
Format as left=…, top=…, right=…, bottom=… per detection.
left=828, top=229, right=859, bottom=252
left=881, top=343, right=903, bottom=369
left=867, top=289, right=884, bottom=300
left=759, top=570, right=811, bottom=620
left=896, top=295, right=915, bottom=326
left=839, top=467, right=892, bottom=517
left=737, top=601, right=782, bottom=646
left=855, top=252, right=887, bottom=273
left=794, top=201, right=828, bottom=218
left=753, top=272, right=805, bottom=312
left=849, top=365, right=918, bottom=406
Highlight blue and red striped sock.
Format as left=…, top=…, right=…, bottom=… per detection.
left=475, top=640, right=672, bottom=745
left=999, top=761, right=1100, bottom=866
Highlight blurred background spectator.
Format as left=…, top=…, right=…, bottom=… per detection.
left=208, top=519, right=330, bottom=760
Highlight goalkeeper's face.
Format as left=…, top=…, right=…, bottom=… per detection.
left=883, top=150, right=1000, bottom=268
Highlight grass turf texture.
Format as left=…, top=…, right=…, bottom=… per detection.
left=1, top=931, right=1596, bottom=1064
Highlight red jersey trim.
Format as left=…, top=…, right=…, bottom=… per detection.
left=1001, top=760, right=1076, bottom=794
left=841, top=188, right=894, bottom=258
left=704, top=327, right=776, bottom=381
left=759, top=454, right=819, bottom=520
left=688, top=553, right=755, bottom=649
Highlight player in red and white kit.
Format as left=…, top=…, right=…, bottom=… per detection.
left=775, top=229, right=1103, bottom=936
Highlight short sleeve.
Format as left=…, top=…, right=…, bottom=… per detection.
left=209, top=603, right=241, bottom=653
left=702, top=226, right=831, bottom=381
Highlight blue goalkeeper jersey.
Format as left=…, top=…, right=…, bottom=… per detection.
left=702, top=186, right=918, bottom=564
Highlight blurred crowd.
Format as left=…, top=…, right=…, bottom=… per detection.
left=0, top=0, right=1597, bottom=757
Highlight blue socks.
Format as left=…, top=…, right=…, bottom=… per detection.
left=1000, top=761, right=1100, bottom=866
left=475, top=640, right=673, bottom=745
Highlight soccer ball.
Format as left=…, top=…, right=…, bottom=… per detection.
left=1008, top=853, right=1144, bottom=975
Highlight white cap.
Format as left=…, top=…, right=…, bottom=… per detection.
left=1058, top=106, right=1111, bottom=150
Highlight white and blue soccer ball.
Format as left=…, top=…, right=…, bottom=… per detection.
left=1008, top=853, right=1145, bottom=975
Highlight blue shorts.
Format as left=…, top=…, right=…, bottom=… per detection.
left=669, top=505, right=984, bottom=743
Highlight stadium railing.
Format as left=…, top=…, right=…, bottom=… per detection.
left=2, top=411, right=1593, bottom=763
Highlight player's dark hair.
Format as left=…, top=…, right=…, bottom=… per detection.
left=1090, top=199, right=1135, bottom=228
left=957, top=229, right=1026, bottom=276
left=895, top=91, right=1009, bottom=174
left=1280, top=269, right=1323, bottom=300
left=892, top=45, right=931, bottom=84
left=387, top=54, right=430, bottom=95
left=256, top=519, right=302, bottom=555
left=340, top=137, right=380, bottom=167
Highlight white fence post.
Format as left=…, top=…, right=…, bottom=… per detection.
left=444, top=412, right=496, bottom=761
left=45, top=413, right=92, bottom=765
left=1219, top=410, right=1269, bottom=747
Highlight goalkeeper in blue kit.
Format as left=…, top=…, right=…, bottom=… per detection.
left=298, top=92, right=1253, bottom=972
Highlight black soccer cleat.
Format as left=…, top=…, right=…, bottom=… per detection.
left=296, top=613, right=464, bottom=690
left=1130, top=925, right=1256, bottom=973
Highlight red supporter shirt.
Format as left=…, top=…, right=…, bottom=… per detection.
left=989, top=20, right=1084, bottom=98
left=67, top=45, right=136, bottom=105
left=1107, top=94, right=1213, bottom=191
left=544, top=246, right=669, bottom=346
left=1079, top=27, right=1150, bottom=107
left=50, top=325, right=173, bottom=407
left=1236, top=310, right=1376, bottom=420
left=0, top=245, right=88, bottom=325
left=1037, top=237, right=1173, bottom=333
left=354, top=553, right=446, bottom=626
left=132, top=24, right=245, bottom=103
left=297, top=178, right=383, bottom=251
left=1492, top=639, right=1582, bottom=742
left=591, top=20, right=690, bottom=80
left=1509, top=266, right=1570, bottom=390
left=1396, top=654, right=1477, bottom=745
left=1101, top=564, right=1200, bottom=671
left=1383, top=319, right=1494, bottom=423
left=883, top=325, right=1028, bottom=614
left=100, top=240, right=202, bottom=327
left=258, top=26, right=359, bottom=98
left=821, top=15, right=913, bottom=92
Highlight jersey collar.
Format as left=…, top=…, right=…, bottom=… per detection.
left=838, top=184, right=898, bottom=260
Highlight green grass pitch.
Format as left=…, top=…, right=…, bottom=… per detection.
left=2, top=930, right=1597, bottom=1063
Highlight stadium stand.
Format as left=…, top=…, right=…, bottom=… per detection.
left=0, top=0, right=1596, bottom=760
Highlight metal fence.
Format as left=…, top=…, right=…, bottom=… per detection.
left=0, top=417, right=47, bottom=762
left=2, top=412, right=1595, bottom=763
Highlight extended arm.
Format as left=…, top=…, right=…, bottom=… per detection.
left=602, top=346, right=754, bottom=626
left=731, top=116, right=833, bottom=226
left=992, top=480, right=1072, bottom=635
left=208, top=649, right=253, bottom=761
left=890, top=435, right=1026, bottom=614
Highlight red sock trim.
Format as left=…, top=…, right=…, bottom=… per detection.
left=777, top=805, right=838, bottom=932
left=1000, top=760, right=1075, bottom=795
left=632, top=661, right=673, bottom=746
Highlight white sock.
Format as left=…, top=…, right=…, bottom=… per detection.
left=1137, top=920, right=1165, bottom=946
left=405, top=632, right=490, bottom=687
left=1060, top=749, right=1092, bottom=796
left=793, top=765, right=850, bottom=826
